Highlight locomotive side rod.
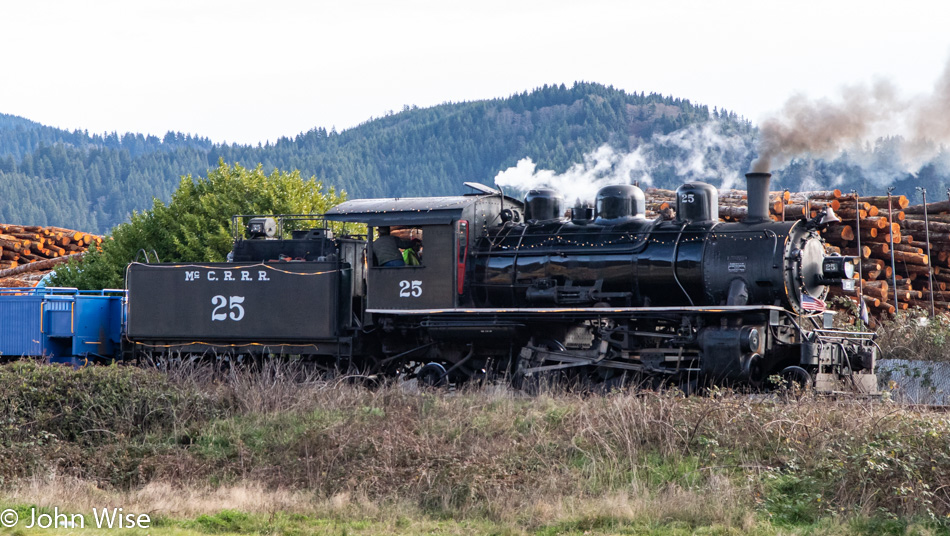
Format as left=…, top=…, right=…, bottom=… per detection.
left=523, top=352, right=645, bottom=374
left=522, top=345, right=699, bottom=375
left=525, top=360, right=643, bottom=374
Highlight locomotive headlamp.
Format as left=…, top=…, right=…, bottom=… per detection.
left=246, top=217, right=277, bottom=239
left=819, top=255, right=855, bottom=282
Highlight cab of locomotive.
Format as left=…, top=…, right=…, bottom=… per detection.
left=324, top=185, right=522, bottom=312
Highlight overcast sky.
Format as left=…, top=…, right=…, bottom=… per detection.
left=2, top=0, right=949, bottom=146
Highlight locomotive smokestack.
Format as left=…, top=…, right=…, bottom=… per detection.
left=745, top=172, right=772, bottom=223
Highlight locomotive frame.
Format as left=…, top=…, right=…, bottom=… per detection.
left=122, top=174, right=879, bottom=393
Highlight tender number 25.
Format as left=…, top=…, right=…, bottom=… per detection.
left=212, top=295, right=245, bottom=321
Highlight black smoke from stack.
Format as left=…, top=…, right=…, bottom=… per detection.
left=750, top=54, right=950, bottom=178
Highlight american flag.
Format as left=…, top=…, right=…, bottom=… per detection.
left=801, top=294, right=826, bottom=312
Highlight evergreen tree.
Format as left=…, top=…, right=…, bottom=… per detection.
left=0, top=82, right=763, bottom=235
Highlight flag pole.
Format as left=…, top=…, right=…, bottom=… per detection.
left=917, top=187, right=935, bottom=317
left=853, top=190, right=866, bottom=327
left=887, top=187, right=898, bottom=311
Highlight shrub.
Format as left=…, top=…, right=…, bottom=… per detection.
left=876, top=308, right=950, bottom=362
left=49, top=162, right=347, bottom=290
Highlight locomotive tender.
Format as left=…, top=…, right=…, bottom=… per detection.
left=124, top=172, right=877, bottom=392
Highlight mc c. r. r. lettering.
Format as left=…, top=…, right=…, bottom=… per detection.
left=184, top=270, right=270, bottom=282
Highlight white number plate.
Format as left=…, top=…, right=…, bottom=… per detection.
left=399, top=280, right=422, bottom=298
left=211, top=295, right=246, bottom=321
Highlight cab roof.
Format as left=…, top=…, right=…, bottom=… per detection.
left=324, top=195, right=484, bottom=226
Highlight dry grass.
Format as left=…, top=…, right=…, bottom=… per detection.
left=1, top=361, right=950, bottom=532
left=2, top=474, right=312, bottom=517
left=0, top=472, right=758, bottom=533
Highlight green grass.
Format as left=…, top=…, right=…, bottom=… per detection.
left=0, top=506, right=943, bottom=536
left=193, top=408, right=341, bottom=461
left=0, top=505, right=519, bottom=536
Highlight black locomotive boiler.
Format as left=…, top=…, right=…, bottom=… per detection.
left=124, top=173, right=877, bottom=393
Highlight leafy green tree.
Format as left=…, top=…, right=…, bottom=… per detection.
left=49, top=161, right=347, bottom=290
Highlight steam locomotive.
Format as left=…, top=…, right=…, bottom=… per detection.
left=123, top=172, right=878, bottom=392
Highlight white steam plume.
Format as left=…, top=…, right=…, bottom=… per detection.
left=493, top=145, right=647, bottom=206
left=494, top=121, right=751, bottom=204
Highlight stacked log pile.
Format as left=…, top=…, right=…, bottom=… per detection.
left=644, top=187, right=950, bottom=326
left=0, top=224, right=101, bottom=270
left=645, top=188, right=795, bottom=221
left=0, top=224, right=101, bottom=287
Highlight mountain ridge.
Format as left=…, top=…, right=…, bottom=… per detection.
left=1, top=82, right=942, bottom=234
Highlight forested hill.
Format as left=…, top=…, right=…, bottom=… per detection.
left=2, top=82, right=945, bottom=234
left=0, top=83, right=749, bottom=233
left=209, top=83, right=750, bottom=200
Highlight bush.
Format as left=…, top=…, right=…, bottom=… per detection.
left=49, top=161, right=347, bottom=290
left=0, top=362, right=220, bottom=446
left=875, top=308, right=950, bottom=362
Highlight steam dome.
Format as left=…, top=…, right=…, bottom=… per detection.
left=524, top=188, right=564, bottom=222
left=594, top=185, right=646, bottom=223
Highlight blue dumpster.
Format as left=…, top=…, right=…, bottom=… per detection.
left=0, top=287, right=126, bottom=365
